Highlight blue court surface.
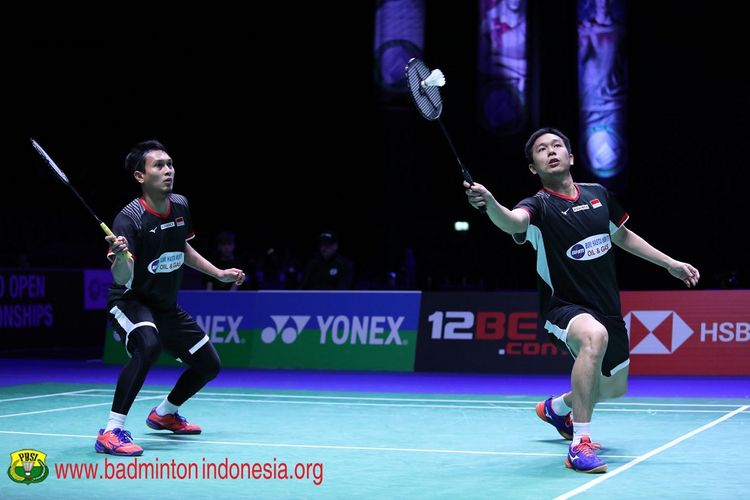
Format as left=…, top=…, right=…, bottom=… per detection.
left=1, top=359, right=748, bottom=499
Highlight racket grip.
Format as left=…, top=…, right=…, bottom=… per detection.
left=100, top=222, right=133, bottom=261
left=462, top=170, right=487, bottom=216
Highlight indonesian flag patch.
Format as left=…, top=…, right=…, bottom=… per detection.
left=590, top=199, right=602, bottom=209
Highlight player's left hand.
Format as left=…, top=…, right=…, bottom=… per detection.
left=218, top=268, right=246, bottom=286
left=668, top=261, right=700, bottom=288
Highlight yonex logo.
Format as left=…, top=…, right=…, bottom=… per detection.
left=625, top=310, right=693, bottom=354
left=261, top=315, right=310, bottom=344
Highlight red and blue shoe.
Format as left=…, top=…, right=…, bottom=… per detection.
left=146, top=408, right=202, bottom=434
left=565, top=436, right=607, bottom=473
left=536, top=397, right=573, bottom=440
left=95, top=428, right=143, bottom=456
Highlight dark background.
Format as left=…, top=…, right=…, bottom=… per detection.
left=2, top=1, right=747, bottom=291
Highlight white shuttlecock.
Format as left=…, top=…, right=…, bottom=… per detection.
left=420, top=69, right=445, bottom=89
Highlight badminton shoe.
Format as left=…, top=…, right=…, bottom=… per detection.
left=536, top=397, right=573, bottom=440
left=95, top=428, right=143, bottom=456
left=565, top=436, right=607, bottom=473
left=146, top=408, right=202, bottom=434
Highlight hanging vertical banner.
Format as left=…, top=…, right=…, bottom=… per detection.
left=374, top=0, right=425, bottom=95
left=578, top=0, right=627, bottom=179
left=478, top=0, right=528, bottom=134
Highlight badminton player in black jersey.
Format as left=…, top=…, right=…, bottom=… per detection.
left=95, top=140, right=246, bottom=456
left=464, top=128, right=699, bottom=473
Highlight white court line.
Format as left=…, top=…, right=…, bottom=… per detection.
left=0, top=430, right=638, bottom=458
left=184, top=397, right=743, bottom=413
left=0, top=389, right=98, bottom=403
left=0, top=396, right=162, bottom=419
left=554, top=404, right=750, bottom=500
left=83, top=389, right=748, bottom=408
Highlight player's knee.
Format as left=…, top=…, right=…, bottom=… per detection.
left=130, top=327, right=162, bottom=365
left=600, top=379, right=627, bottom=400
left=581, top=326, right=608, bottom=356
left=197, top=355, right=221, bottom=381
left=204, top=357, right=221, bottom=381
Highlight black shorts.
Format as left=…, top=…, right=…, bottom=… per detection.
left=108, top=298, right=209, bottom=362
left=543, top=299, right=629, bottom=377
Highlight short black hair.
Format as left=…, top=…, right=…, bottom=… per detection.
left=124, top=140, right=168, bottom=175
left=524, top=128, right=572, bottom=163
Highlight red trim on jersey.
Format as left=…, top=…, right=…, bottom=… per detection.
left=542, top=184, right=580, bottom=201
left=518, top=207, right=533, bottom=218
left=139, top=197, right=172, bottom=219
left=617, top=212, right=629, bottom=227
left=186, top=231, right=195, bottom=241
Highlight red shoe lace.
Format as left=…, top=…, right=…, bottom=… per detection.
left=574, top=437, right=602, bottom=456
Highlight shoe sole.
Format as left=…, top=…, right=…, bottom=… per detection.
left=146, top=419, right=201, bottom=434
left=565, top=457, right=607, bottom=473
left=535, top=401, right=573, bottom=440
left=94, top=441, right=143, bottom=456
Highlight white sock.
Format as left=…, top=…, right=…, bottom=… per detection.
left=104, top=411, right=127, bottom=432
left=551, top=395, right=572, bottom=416
left=572, top=422, right=591, bottom=446
left=155, top=397, right=180, bottom=416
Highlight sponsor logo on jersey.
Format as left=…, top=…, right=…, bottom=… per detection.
left=160, top=222, right=175, bottom=230
left=572, top=204, right=590, bottom=213
left=590, top=198, right=602, bottom=208
left=566, top=233, right=611, bottom=261
left=147, top=251, right=184, bottom=274
left=175, top=217, right=185, bottom=227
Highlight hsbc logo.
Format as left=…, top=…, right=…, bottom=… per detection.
left=625, top=310, right=693, bottom=354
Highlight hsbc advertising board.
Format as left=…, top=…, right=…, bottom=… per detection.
left=415, top=292, right=571, bottom=373
left=623, top=290, right=750, bottom=375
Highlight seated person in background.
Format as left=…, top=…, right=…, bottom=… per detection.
left=204, top=230, right=247, bottom=291
left=299, top=231, right=354, bottom=290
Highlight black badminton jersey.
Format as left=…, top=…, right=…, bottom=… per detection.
left=107, top=194, right=195, bottom=310
left=513, top=183, right=629, bottom=318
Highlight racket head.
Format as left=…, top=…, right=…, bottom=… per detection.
left=405, top=58, right=443, bottom=121
left=31, top=139, right=70, bottom=184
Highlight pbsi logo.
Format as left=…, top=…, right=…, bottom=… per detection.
left=427, top=310, right=565, bottom=356
left=8, top=449, right=49, bottom=484
left=262, top=315, right=405, bottom=346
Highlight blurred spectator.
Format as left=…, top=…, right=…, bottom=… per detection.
left=204, top=231, right=248, bottom=291
left=299, top=231, right=354, bottom=290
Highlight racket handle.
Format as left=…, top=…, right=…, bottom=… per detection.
left=462, top=170, right=487, bottom=216
left=100, top=222, right=133, bottom=261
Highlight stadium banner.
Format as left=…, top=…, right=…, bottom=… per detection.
left=103, top=290, right=421, bottom=371
left=1, top=268, right=104, bottom=357
left=415, top=292, right=572, bottom=373
left=623, top=290, right=750, bottom=375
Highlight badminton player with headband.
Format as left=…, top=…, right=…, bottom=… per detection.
left=464, top=127, right=700, bottom=473
left=33, top=138, right=246, bottom=455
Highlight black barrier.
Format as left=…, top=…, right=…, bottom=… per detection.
left=0, top=268, right=106, bottom=358
left=415, top=292, right=572, bottom=373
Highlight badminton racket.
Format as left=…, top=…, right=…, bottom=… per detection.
left=405, top=57, right=486, bottom=215
left=31, top=139, right=132, bottom=260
